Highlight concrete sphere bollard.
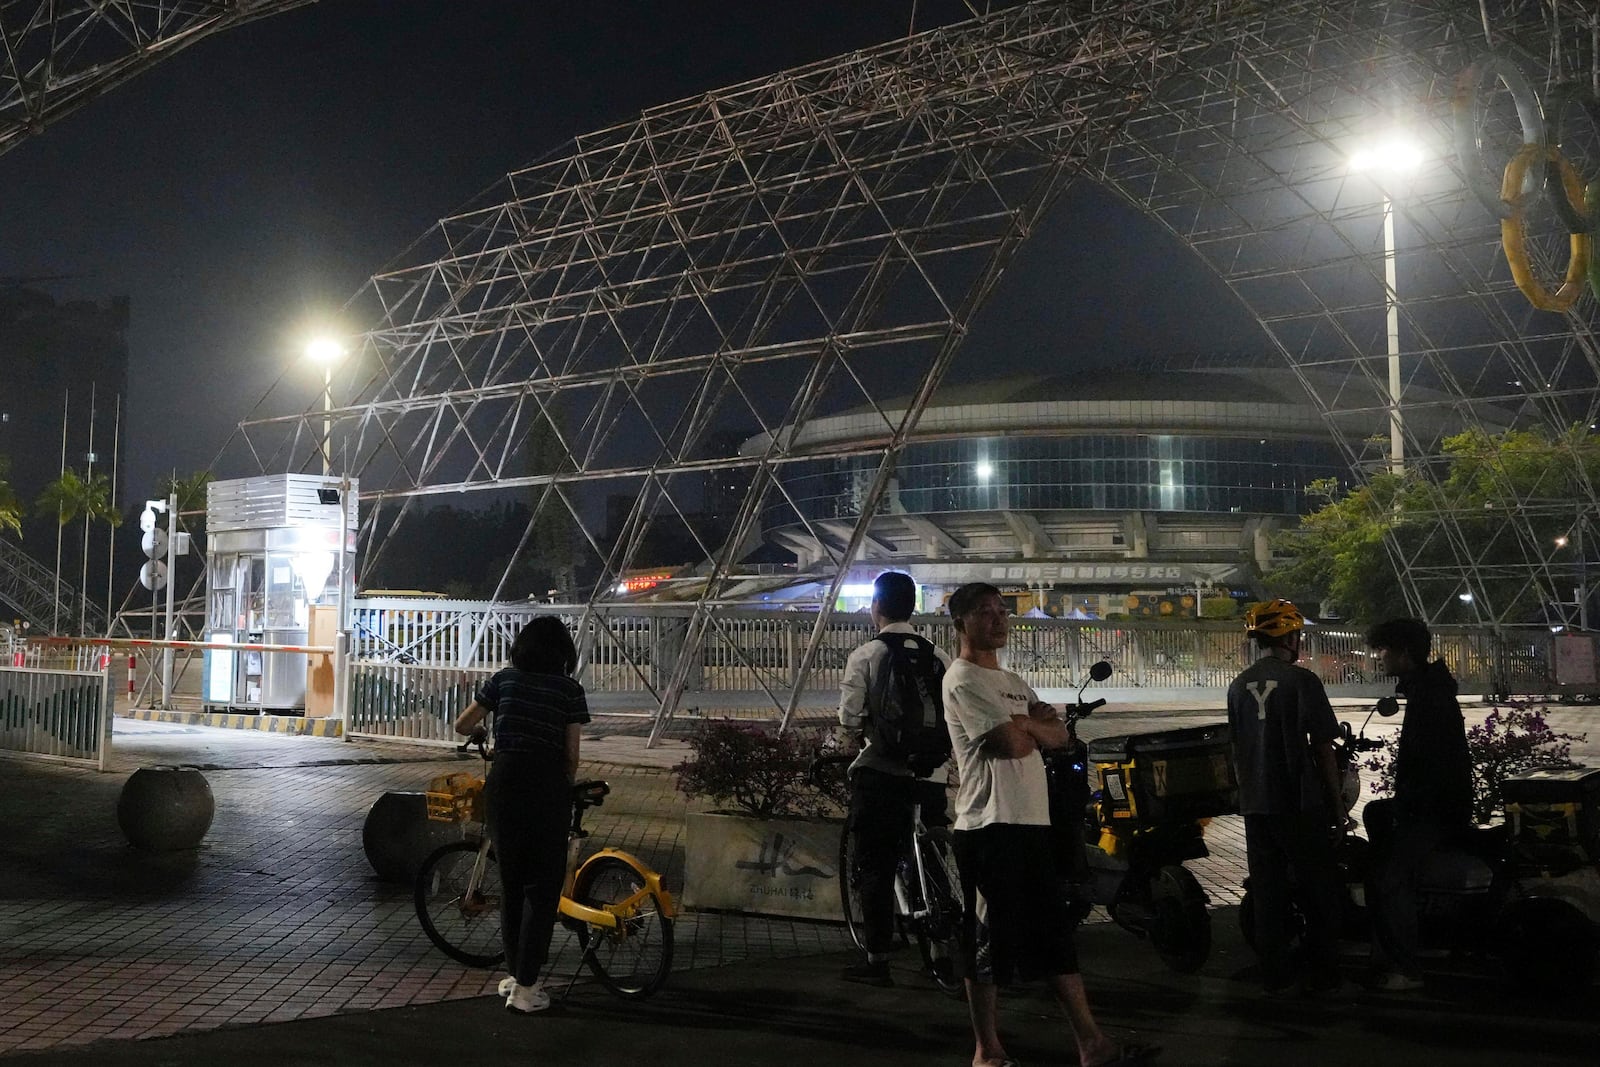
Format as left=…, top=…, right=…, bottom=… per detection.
left=362, top=791, right=459, bottom=883
left=116, top=766, right=215, bottom=851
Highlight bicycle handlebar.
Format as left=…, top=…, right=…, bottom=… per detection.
left=807, top=751, right=853, bottom=788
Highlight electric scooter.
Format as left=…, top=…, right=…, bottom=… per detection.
left=1044, top=661, right=1238, bottom=973
left=1239, top=699, right=1600, bottom=993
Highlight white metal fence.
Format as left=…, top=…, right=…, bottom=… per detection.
left=0, top=665, right=112, bottom=769
left=343, top=598, right=1566, bottom=744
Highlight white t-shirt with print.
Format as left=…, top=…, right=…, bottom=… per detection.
left=942, top=657, right=1051, bottom=830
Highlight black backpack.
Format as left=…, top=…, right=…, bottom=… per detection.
left=865, top=632, right=951, bottom=778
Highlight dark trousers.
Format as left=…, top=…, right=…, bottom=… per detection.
left=848, top=767, right=950, bottom=956
left=1363, top=797, right=1446, bottom=978
left=485, top=753, right=570, bottom=985
left=1244, top=811, right=1341, bottom=990
left=953, top=823, right=1079, bottom=984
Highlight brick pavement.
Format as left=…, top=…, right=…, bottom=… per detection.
left=3, top=699, right=1596, bottom=1057
left=0, top=719, right=852, bottom=1056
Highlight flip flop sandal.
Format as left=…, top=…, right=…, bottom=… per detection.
left=1090, top=1044, right=1162, bottom=1066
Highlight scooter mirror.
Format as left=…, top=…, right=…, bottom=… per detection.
left=1088, top=660, right=1112, bottom=682
left=1376, top=696, right=1400, bottom=718
left=1341, top=721, right=1354, bottom=742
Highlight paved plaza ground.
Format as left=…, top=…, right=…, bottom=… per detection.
left=2, top=700, right=1597, bottom=1065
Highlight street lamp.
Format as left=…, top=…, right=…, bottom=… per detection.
left=305, top=338, right=346, bottom=475
left=1556, top=527, right=1589, bottom=631
left=1349, top=134, right=1424, bottom=476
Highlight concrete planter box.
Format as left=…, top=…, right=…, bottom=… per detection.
left=682, top=810, right=844, bottom=921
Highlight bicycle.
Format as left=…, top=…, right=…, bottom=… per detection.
left=811, top=751, right=965, bottom=998
left=413, top=736, right=676, bottom=999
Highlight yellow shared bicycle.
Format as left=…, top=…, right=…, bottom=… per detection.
left=414, top=738, right=676, bottom=998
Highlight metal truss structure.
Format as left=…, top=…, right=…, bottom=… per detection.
left=0, top=0, right=309, bottom=158
left=0, top=539, right=104, bottom=634
left=223, top=0, right=1600, bottom=736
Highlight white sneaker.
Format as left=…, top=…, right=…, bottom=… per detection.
left=497, top=977, right=516, bottom=997
left=505, top=982, right=551, bottom=1014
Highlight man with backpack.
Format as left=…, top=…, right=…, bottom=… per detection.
left=837, top=569, right=953, bottom=987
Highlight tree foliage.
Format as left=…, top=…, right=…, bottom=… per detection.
left=672, top=720, right=842, bottom=819
left=35, top=468, right=121, bottom=529
left=0, top=456, right=21, bottom=537
left=1268, top=428, right=1600, bottom=624
left=1364, top=700, right=1586, bottom=824
left=156, top=470, right=214, bottom=528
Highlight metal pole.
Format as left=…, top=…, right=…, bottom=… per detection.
left=1382, top=193, right=1404, bottom=475
left=323, top=364, right=332, bottom=476
left=80, top=383, right=95, bottom=636
left=333, top=476, right=352, bottom=737
left=1581, top=521, right=1589, bottom=632
left=105, top=394, right=121, bottom=638
left=53, top=389, right=68, bottom=635
left=161, top=491, right=177, bottom=706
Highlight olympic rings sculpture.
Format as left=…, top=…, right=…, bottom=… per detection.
left=1454, top=53, right=1600, bottom=309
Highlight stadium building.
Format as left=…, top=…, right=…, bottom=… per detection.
left=737, top=365, right=1464, bottom=618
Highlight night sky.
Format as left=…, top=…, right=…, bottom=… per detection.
left=2, top=0, right=1263, bottom=513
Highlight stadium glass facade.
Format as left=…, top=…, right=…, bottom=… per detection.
left=765, top=434, right=1348, bottom=526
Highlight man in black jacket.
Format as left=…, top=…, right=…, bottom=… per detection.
left=1363, top=618, right=1474, bottom=992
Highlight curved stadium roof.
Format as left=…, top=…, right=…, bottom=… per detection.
left=742, top=367, right=1509, bottom=457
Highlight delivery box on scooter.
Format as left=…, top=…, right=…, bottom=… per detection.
left=1502, top=765, right=1600, bottom=871
left=1087, top=723, right=1238, bottom=825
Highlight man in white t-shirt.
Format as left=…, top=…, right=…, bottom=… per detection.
left=943, top=582, right=1158, bottom=1067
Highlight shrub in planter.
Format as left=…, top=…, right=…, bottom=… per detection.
left=671, top=719, right=845, bottom=819
left=673, top=719, right=849, bottom=919
left=1364, top=699, right=1587, bottom=824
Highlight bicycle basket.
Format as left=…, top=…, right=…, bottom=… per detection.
left=424, top=772, right=485, bottom=822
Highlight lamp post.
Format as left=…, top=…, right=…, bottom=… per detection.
left=1557, top=527, right=1589, bottom=631
left=1349, top=135, right=1423, bottom=476
left=305, top=338, right=346, bottom=475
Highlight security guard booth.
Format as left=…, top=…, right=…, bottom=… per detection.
left=202, top=474, right=356, bottom=713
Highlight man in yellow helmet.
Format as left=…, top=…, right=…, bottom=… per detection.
left=1227, top=599, right=1348, bottom=997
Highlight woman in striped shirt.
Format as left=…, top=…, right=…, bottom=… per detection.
left=454, top=616, right=591, bottom=1014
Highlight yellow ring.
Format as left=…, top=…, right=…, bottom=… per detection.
left=1500, top=143, right=1590, bottom=312
left=1590, top=181, right=1600, bottom=301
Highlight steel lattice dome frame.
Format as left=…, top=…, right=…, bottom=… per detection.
left=214, top=0, right=1600, bottom=733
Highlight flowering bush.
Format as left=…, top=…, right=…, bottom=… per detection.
left=1364, top=699, right=1586, bottom=824
left=672, top=719, right=845, bottom=819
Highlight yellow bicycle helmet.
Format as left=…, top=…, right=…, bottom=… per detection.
left=1245, top=598, right=1305, bottom=639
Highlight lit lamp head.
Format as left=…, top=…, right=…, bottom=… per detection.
left=1348, top=135, right=1424, bottom=175
left=305, top=337, right=346, bottom=366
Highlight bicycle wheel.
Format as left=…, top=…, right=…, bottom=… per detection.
left=838, top=811, right=868, bottom=952
left=414, top=840, right=506, bottom=968
left=570, top=855, right=673, bottom=998
left=911, top=834, right=966, bottom=999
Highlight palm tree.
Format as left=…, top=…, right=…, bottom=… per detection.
left=154, top=469, right=213, bottom=600
left=36, top=468, right=122, bottom=633
left=0, top=456, right=22, bottom=538
left=155, top=470, right=214, bottom=534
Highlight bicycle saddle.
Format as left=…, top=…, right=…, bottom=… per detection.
left=573, top=780, right=610, bottom=808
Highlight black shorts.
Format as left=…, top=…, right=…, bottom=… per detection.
left=952, top=823, right=1079, bottom=985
